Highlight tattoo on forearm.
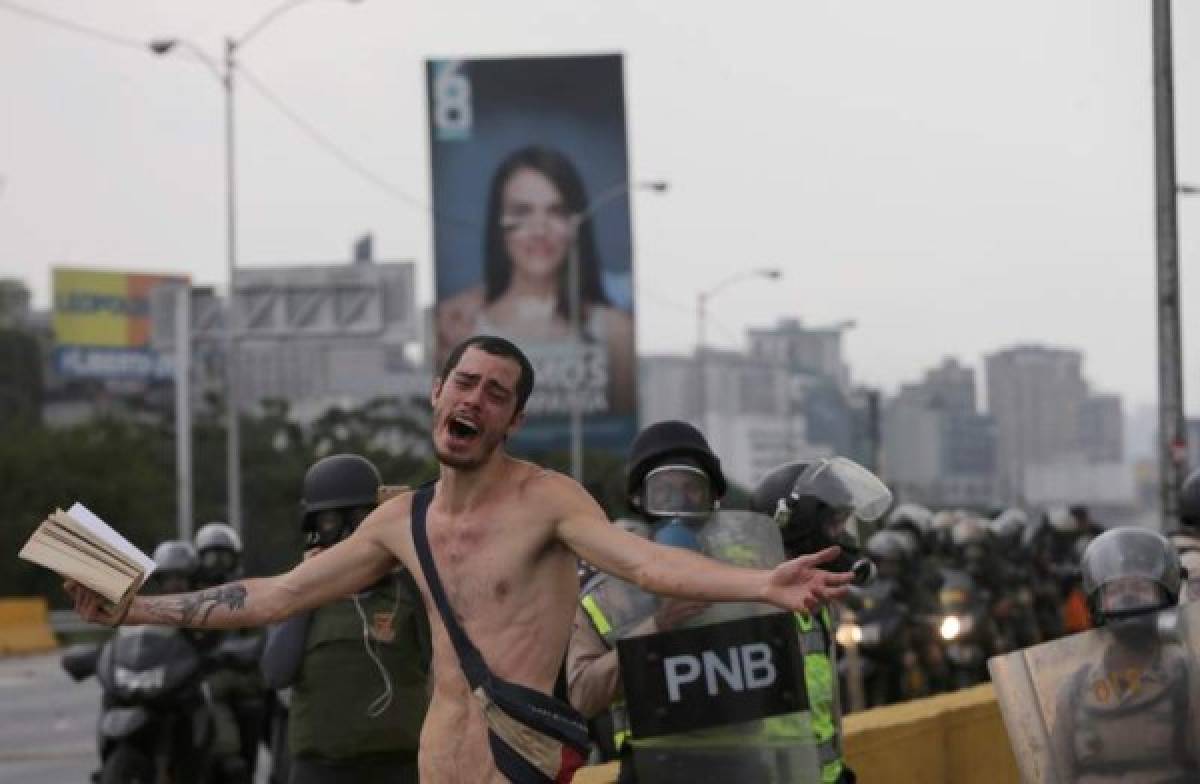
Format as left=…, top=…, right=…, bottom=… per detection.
left=141, top=583, right=249, bottom=626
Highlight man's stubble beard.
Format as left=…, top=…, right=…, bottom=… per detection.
left=432, top=431, right=506, bottom=471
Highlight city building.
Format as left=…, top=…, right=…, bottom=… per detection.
left=1079, top=394, right=1124, bottom=464
left=985, top=345, right=1089, bottom=500
left=747, top=318, right=852, bottom=390
left=882, top=358, right=997, bottom=509
left=985, top=344, right=1129, bottom=508
left=640, top=318, right=859, bottom=489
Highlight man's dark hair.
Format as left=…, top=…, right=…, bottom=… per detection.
left=438, top=335, right=535, bottom=414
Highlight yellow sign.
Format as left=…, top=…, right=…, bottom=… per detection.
left=53, top=268, right=187, bottom=348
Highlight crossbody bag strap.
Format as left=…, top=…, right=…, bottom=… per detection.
left=410, top=481, right=489, bottom=688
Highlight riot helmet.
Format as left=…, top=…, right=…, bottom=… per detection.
left=930, top=510, right=960, bottom=556
left=950, top=517, right=992, bottom=576
left=1181, top=468, right=1200, bottom=529
left=751, top=456, right=892, bottom=582
left=150, top=540, right=198, bottom=594
left=626, top=421, right=725, bottom=518
left=886, top=503, right=934, bottom=555
left=865, top=529, right=915, bottom=581
left=193, top=522, right=242, bottom=585
left=1044, top=505, right=1076, bottom=534
left=299, top=453, right=381, bottom=548
left=990, top=508, right=1029, bottom=546
left=1081, top=527, right=1181, bottom=627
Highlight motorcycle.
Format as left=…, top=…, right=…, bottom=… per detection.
left=836, top=578, right=929, bottom=708
left=928, top=567, right=993, bottom=690
left=61, top=625, right=262, bottom=784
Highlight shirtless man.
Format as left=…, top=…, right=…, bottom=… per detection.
left=66, top=335, right=853, bottom=783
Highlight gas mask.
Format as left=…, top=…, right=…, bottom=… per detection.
left=642, top=464, right=715, bottom=552
left=306, top=506, right=372, bottom=549
left=197, top=548, right=240, bottom=585
left=641, top=464, right=715, bottom=522
left=1107, top=613, right=1161, bottom=653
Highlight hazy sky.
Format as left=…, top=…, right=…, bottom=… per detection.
left=3, top=0, right=1199, bottom=418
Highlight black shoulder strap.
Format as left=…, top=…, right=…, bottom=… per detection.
left=410, top=482, right=489, bottom=688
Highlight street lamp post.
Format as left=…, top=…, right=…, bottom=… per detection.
left=567, top=180, right=668, bottom=482
left=150, top=0, right=360, bottom=533
left=695, top=268, right=782, bottom=431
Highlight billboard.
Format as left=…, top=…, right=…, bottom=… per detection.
left=426, top=53, right=636, bottom=452
left=53, top=267, right=188, bottom=380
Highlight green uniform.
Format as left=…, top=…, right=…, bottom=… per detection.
left=288, top=577, right=430, bottom=768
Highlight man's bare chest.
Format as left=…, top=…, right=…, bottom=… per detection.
left=425, top=511, right=548, bottom=610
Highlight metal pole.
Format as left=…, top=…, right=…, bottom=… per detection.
left=696, top=293, right=707, bottom=430
left=175, top=285, right=193, bottom=541
left=1153, top=0, right=1186, bottom=528
left=568, top=221, right=584, bottom=482
left=224, top=38, right=243, bottom=534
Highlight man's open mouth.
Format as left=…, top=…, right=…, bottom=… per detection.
left=447, top=415, right=481, bottom=441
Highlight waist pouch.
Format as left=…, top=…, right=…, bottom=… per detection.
left=411, top=483, right=588, bottom=783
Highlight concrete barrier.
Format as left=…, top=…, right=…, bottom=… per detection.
left=843, top=684, right=1019, bottom=783
left=0, top=598, right=58, bottom=655
left=572, top=684, right=1020, bottom=783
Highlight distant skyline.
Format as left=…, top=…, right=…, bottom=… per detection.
left=2, top=0, right=1199, bottom=415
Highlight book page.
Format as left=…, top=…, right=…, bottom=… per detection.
left=66, top=502, right=157, bottom=577
left=49, top=512, right=140, bottom=575
left=42, top=521, right=140, bottom=579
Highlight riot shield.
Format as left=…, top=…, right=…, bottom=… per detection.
left=581, top=573, right=660, bottom=644
left=684, top=510, right=790, bottom=628
left=614, top=510, right=822, bottom=783
left=988, top=603, right=1200, bottom=783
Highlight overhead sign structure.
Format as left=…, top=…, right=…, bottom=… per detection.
left=232, top=263, right=417, bottom=341
left=52, top=267, right=188, bottom=380
left=426, top=53, right=637, bottom=453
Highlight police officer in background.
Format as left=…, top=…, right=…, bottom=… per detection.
left=1051, top=528, right=1199, bottom=781
left=752, top=458, right=892, bottom=784
left=567, top=421, right=720, bottom=762
left=148, top=540, right=199, bottom=595
left=260, top=454, right=431, bottom=784
left=194, top=523, right=266, bottom=783
left=1171, top=469, right=1200, bottom=603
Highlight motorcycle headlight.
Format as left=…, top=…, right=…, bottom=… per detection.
left=940, top=615, right=962, bottom=641
left=836, top=623, right=864, bottom=647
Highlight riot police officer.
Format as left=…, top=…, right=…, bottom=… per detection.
left=194, top=523, right=265, bottom=784
left=752, top=456, right=893, bottom=784
left=195, top=523, right=244, bottom=588
left=260, top=454, right=430, bottom=784
left=1172, top=469, right=1200, bottom=603
left=1051, top=528, right=1199, bottom=781
left=567, top=421, right=721, bottom=761
left=148, top=540, right=200, bottom=595
left=884, top=503, right=943, bottom=608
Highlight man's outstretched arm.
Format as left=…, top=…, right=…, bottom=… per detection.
left=66, top=500, right=403, bottom=628
left=552, top=477, right=852, bottom=613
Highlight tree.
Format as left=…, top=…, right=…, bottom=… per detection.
left=0, top=329, right=42, bottom=428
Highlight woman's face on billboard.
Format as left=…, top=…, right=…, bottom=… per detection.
left=499, top=167, right=572, bottom=283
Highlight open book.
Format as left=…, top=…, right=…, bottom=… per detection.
left=19, top=503, right=157, bottom=606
